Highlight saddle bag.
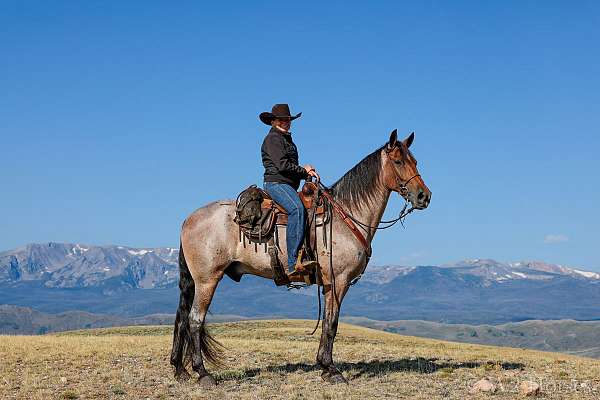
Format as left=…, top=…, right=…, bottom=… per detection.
left=233, top=185, right=277, bottom=243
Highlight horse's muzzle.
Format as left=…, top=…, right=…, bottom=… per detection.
left=414, top=189, right=431, bottom=209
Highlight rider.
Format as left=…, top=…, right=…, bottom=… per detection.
left=260, top=104, right=320, bottom=276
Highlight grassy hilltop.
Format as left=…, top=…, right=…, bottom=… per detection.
left=1, top=320, right=599, bottom=399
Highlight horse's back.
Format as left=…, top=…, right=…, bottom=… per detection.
left=182, top=199, right=236, bottom=234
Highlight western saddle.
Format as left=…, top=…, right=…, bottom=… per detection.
left=233, top=181, right=327, bottom=286
left=234, top=181, right=372, bottom=287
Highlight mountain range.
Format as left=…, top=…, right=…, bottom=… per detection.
left=0, top=242, right=179, bottom=291
left=1, top=242, right=600, bottom=325
left=3, top=242, right=599, bottom=288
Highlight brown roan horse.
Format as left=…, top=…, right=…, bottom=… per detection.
left=170, top=129, right=431, bottom=386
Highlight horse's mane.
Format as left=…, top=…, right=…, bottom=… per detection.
left=330, top=144, right=386, bottom=211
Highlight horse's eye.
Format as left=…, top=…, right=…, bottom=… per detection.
left=394, top=160, right=403, bottom=165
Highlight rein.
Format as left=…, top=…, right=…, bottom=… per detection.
left=305, top=167, right=421, bottom=333
left=318, top=187, right=372, bottom=257
left=318, top=171, right=420, bottom=234
left=313, top=169, right=420, bottom=289
left=343, top=173, right=421, bottom=231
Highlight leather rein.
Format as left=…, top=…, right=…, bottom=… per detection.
left=316, top=170, right=421, bottom=258
left=346, top=172, right=421, bottom=232
left=304, top=169, right=420, bottom=333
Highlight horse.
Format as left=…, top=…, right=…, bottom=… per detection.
left=170, top=129, right=431, bottom=386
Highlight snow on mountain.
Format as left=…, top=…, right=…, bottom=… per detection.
left=0, top=243, right=179, bottom=289
left=361, top=265, right=415, bottom=284
left=441, top=259, right=600, bottom=283
left=2, top=243, right=599, bottom=291
left=572, top=269, right=600, bottom=279
left=510, top=261, right=600, bottom=281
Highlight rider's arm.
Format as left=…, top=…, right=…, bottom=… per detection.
left=264, top=134, right=309, bottom=180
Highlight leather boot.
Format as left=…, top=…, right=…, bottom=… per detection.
left=288, top=250, right=319, bottom=277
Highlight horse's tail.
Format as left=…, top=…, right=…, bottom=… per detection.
left=170, top=242, right=195, bottom=370
left=171, top=241, right=224, bottom=370
left=197, top=319, right=225, bottom=367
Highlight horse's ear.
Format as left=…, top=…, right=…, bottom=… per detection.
left=403, top=132, right=415, bottom=148
left=387, top=129, right=398, bottom=150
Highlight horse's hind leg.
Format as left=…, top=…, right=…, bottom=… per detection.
left=189, top=277, right=224, bottom=387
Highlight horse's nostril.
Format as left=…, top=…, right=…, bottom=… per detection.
left=417, top=191, right=425, bottom=200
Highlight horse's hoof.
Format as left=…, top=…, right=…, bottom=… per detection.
left=174, top=369, right=192, bottom=382
left=321, top=371, right=348, bottom=384
left=198, top=374, right=217, bottom=388
left=329, top=373, right=348, bottom=384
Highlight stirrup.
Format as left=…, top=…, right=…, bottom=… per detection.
left=273, top=274, right=291, bottom=286
left=289, top=250, right=318, bottom=275
left=290, top=261, right=317, bottom=285
left=295, top=260, right=319, bottom=273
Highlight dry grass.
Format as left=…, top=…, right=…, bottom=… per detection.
left=1, top=320, right=599, bottom=399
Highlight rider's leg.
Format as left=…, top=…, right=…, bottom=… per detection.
left=264, top=182, right=305, bottom=272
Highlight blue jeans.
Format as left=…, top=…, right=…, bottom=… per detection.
left=263, top=182, right=305, bottom=272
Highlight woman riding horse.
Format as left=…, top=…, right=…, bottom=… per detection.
left=170, top=122, right=431, bottom=386
left=260, top=103, right=320, bottom=276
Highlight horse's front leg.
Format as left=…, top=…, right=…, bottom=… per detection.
left=316, top=279, right=349, bottom=384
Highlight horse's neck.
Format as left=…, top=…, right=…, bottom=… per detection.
left=343, top=179, right=392, bottom=243
left=330, top=146, right=395, bottom=243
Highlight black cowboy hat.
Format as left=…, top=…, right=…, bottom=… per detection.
left=259, top=104, right=302, bottom=125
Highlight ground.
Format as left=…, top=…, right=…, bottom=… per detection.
left=1, top=320, right=599, bottom=399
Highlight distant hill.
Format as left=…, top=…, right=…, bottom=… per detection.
left=343, top=317, right=600, bottom=359
left=0, top=305, right=172, bottom=335
left=1, top=321, right=599, bottom=399
left=3, top=304, right=600, bottom=361
left=0, top=305, right=250, bottom=335
left=1, top=243, right=600, bottom=324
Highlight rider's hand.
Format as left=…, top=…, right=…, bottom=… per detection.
left=304, top=164, right=320, bottom=181
left=309, top=170, right=320, bottom=181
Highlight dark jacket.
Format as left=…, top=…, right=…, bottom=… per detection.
left=261, top=127, right=308, bottom=190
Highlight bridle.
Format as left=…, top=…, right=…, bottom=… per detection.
left=309, top=169, right=421, bottom=292
left=397, top=173, right=421, bottom=198
left=303, top=153, right=423, bottom=325
left=341, top=152, right=422, bottom=233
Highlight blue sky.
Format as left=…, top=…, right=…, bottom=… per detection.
left=1, top=1, right=599, bottom=270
